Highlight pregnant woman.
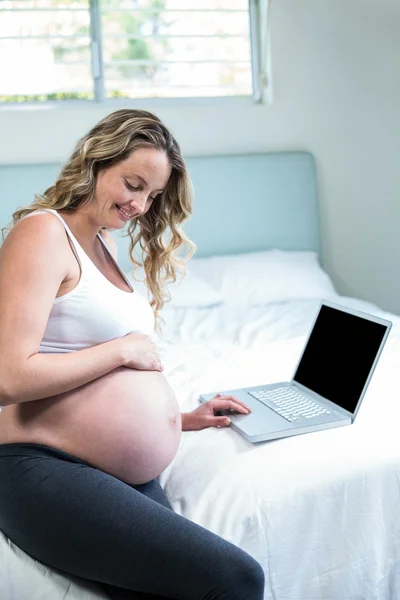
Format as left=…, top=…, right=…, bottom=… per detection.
left=0, top=109, right=265, bottom=600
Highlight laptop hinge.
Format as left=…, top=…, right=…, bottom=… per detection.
left=292, top=381, right=354, bottom=419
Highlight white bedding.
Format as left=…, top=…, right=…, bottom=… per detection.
left=157, top=295, right=400, bottom=600
left=2, top=294, right=400, bottom=599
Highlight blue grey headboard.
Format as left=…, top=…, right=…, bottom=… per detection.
left=0, top=151, right=320, bottom=272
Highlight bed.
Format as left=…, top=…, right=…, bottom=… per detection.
left=157, top=288, right=400, bottom=600
left=1, top=152, right=400, bottom=600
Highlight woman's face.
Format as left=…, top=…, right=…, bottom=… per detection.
left=93, top=147, right=172, bottom=229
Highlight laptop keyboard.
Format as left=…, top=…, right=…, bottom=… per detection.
left=249, top=387, right=331, bottom=422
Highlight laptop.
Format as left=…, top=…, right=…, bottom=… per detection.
left=199, top=299, right=392, bottom=444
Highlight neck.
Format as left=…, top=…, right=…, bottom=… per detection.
left=60, top=209, right=101, bottom=247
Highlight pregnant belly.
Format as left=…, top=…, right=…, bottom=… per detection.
left=2, top=368, right=182, bottom=485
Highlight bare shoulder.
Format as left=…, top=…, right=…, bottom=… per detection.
left=3, top=211, right=66, bottom=248
left=100, top=229, right=118, bottom=260
left=0, top=211, right=70, bottom=273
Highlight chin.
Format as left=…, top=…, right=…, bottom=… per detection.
left=110, top=216, right=128, bottom=229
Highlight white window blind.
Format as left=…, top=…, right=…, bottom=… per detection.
left=0, top=0, right=268, bottom=104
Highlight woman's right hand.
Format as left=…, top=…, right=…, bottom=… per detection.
left=119, top=333, right=164, bottom=371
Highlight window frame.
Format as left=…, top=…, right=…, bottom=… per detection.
left=0, top=0, right=270, bottom=109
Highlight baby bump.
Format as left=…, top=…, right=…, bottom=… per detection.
left=7, top=367, right=182, bottom=485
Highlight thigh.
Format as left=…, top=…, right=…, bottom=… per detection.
left=131, top=478, right=173, bottom=511
left=101, top=479, right=174, bottom=600
left=0, top=444, right=264, bottom=600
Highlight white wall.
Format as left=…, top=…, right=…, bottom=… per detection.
left=1, top=0, right=399, bottom=314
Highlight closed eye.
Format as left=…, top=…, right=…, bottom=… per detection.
left=124, top=179, right=161, bottom=202
left=124, top=179, right=140, bottom=192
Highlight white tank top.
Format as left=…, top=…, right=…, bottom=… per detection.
left=23, top=209, right=155, bottom=353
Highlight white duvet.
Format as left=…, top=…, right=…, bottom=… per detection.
left=2, top=295, right=400, bottom=600
left=157, top=296, right=400, bottom=600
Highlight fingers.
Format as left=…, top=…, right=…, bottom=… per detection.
left=214, top=416, right=232, bottom=428
left=213, top=395, right=251, bottom=414
left=215, top=393, right=251, bottom=410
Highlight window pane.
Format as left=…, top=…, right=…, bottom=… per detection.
left=1, top=1, right=88, bottom=8
left=105, top=61, right=251, bottom=99
left=103, top=36, right=250, bottom=64
left=105, top=0, right=248, bottom=8
left=0, top=1, right=92, bottom=102
left=0, top=39, right=93, bottom=98
left=0, top=6, right=90, bottom=37
left=102, top=9, right=249, bottom=38
left=101, top=3, right=252, bottom=99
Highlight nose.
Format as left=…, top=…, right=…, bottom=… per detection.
left=129, top=193, right=148, bottom=215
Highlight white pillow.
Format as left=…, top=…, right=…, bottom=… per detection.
left=188, top=249, right=337, bottom=306
left=125, top=267, right=223, bottom=308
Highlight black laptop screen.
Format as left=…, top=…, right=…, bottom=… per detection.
left=293, top=304, right=388, bottom=414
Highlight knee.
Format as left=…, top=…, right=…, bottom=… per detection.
left=206, top=548, right=265, bottom=600
left=231, top=552, right=265, bottom=599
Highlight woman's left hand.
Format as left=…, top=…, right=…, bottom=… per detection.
left=181, top=394, right=251, bottom=431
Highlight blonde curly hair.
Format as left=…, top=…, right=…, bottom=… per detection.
left=5, top=109, right=196, bottom=332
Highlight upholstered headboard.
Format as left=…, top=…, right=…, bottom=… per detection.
left=0, top=151, right=320, bottom=272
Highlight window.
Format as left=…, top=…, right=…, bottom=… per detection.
left=0, top=0, right=268, bottom=105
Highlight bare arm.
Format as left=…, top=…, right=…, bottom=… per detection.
left=0, top=215, right=125, bottom=406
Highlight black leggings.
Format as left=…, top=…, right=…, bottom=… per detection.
left=0, top=443, right=265, bottom=600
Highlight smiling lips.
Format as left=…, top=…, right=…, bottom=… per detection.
left=116, top=204, right=136, bottom=220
